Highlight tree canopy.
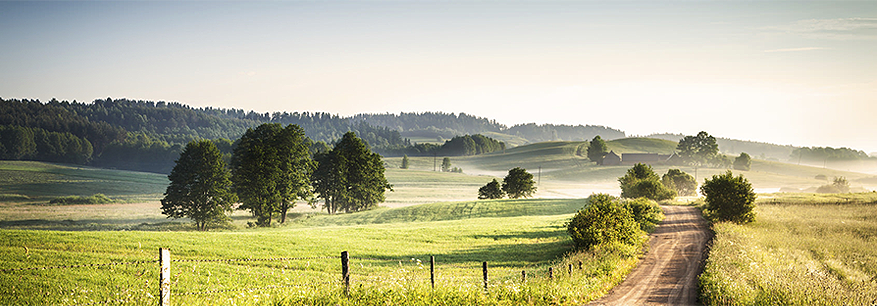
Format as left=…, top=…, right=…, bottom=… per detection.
left=161, top=140, right=237, bottom=230
left=586, top=135, right=608, bottom=165
left=677, top=131, right=719, bottom=166
left=313, top=132, right=392, bottom=214
left=733, top=152, right=752, bottom=171
left=502, top=167, right=537, bottom=199
left=231, top=123, right=314, bottom=226
left=477, top=179, right=505, bottom=200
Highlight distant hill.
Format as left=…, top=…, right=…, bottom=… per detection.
left=356, top=112, right=626, bottom=145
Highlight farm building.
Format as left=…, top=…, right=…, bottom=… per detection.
left=602, top=151, right=621, bottom=165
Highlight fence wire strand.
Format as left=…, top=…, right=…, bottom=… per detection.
left=173, top=281, right=337, bottom=296
left=1, top=260, right=158, bottom=272
left=172, top=256, right=337, bottom=263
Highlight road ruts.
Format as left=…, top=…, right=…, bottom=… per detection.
left=589, top=205, right=709, bottom=306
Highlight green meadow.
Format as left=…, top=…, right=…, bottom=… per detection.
left=0, top=198, right=643, bottom=306
left=699, top=192, right=877, bottom=305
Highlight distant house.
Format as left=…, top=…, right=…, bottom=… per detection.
left=602, top=151, right=621, bottom=166
left=601, top=151, right=678, bottom=166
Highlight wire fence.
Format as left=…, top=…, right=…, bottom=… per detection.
left=3, top=249, right=579, bottom=305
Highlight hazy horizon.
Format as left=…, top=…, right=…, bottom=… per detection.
left=2, top=1, right=875, bottom=153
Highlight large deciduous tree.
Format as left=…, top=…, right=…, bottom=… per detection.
left=677, top=131, right=719, bottom=166
left=502, top=167, right=537, bottom=199
left=231, top=123, right=314, bottom=226
left=586, top=135, right=609, bottom=165
left=313, top=132, right=392, bottom=214
left=161, top=140, right=237, bottom=230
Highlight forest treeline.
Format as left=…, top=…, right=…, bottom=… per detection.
left=354, top=112, right=626, bottom=142
left=790, top=146, right=875, bottom=162
left=1, top=97, right=608, bottom=173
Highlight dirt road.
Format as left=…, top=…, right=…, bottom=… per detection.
left=590, top=205, right=709, bottom=306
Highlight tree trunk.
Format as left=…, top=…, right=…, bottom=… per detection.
left=280, top=202, right=288, bottom=224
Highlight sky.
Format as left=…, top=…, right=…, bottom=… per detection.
left=1, top=1, right=876, bottom=154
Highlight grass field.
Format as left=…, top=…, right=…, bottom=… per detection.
left=0, top=198, right=643, bottom=305
left=0, top=161, right=167, bottom=203
left=699, top=192, right=877, bottom=305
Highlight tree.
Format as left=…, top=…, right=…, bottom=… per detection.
left=478, top=179, right=505, bottom=199
left=231, top=123, right=314, bottom=226
left=441, top=157, right=452, bottom=172
left=313, top=132, right=392, bottom=214
left=677, top=131, right=719, bottom=166
left=733, top=152, right=751, bottom=171
left=502, top=167, right=537, bottom=199
left=700, top=171, right=756, bottom=224
left=586, top=135, right=609, bottom=165
left=274, top=124, right=317, bottom=224
left=833, top=176, right=850, bottom=193
left=161, top=140, right=237, bottom=230
left=401, top=154, right=410, bottom=169
left=619, top=163, right=675, bottom=200
left=817, top=176, right=850, bottom=193
left=662, top=169, right=697, bottom=196
left=567, top=194, right=640, bottom=250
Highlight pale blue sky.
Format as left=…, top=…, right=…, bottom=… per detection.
left=2, top=1, right=876, bottom=153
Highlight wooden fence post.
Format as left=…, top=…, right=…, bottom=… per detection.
left=430, top=256, right=435, bottom=289
left=159, top=248, right=170, bottom=306
left=548, top=267, right=553, bottom=280
left=482, top=262, right=488, bottom=290
left=341, top=251, right=349, bottom=297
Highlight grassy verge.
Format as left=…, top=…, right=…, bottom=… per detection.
left=699, top=193, right=877, bottom=305
left=0, top=198, right=644, bottom=305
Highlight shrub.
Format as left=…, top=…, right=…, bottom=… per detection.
left=700, top=171, right=756, bottom=224
left=622, top=197, right=665, bottom=232
left=567, top=194, right=641, bottom=250
left=619, top=163, right=676, bottom=201
left=625, top=179, right=676, bottom=201
left=49, top=194, right=114, bottom=205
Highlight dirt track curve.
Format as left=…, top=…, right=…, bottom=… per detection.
left=589, top=205, right=709, bottom=306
